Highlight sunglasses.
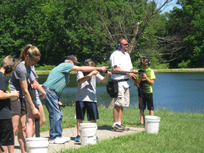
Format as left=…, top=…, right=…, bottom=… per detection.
left=30, top=57, right=40, bottom=63
left=122, top=44, right=128, bottom=46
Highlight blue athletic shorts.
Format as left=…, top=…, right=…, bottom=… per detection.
left=75, top=101, right=99, bottom=121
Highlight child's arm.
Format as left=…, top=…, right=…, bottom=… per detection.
left=101, top=71, right=112, bottom=83
left=78, top=71, right=99, bottom=83
left=0, top=89, right=19, bottom=100
left=141, top=74, right=154, bottom=85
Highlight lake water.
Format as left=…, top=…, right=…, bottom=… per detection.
left=35, top=72, right=204, bottom=114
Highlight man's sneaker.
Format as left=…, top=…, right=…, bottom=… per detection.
left=75, top=135, right=80, bottom=142
left=120, top=124, right=130, bottom=131
left=54, top=137, right=66, bottom=144
left=62, top=136, right=70, bottom=142
left=48, top=138, right=55, bottom=144
left=111, top=124, right=124, bottom=132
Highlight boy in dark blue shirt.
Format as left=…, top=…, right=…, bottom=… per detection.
left=0, top=55, right=19, bottom=153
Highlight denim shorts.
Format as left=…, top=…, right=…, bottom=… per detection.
left=75, top=101, right=99, bottom=121
left=26, top=90, right=42, bottom=106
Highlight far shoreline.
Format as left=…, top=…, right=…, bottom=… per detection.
left=35, top=68, right=204, bottom=75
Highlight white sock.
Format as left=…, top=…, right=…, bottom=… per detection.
left=112, top=122, right=117, bottom=127
left=117, top=122, right=121, bottom=125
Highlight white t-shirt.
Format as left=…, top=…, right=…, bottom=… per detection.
left=76, top=71, right=104, bottom=102
left=110, top=49, right=133, bottom=88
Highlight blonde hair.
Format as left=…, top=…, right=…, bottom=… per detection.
left=2, top=55, right=19, bottom=71
left=19, top=44, right=41, bottom=60
left=84, top=59, right=95, bottom=67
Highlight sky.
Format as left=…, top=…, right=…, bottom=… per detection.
left=157, top=0, right=181, bottom=13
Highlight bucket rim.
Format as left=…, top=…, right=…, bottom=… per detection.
left=26, top=137, right=48, bottom=141
left=145, top=115, right=160, bottom=119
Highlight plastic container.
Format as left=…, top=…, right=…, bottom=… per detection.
left=26, top=137, right=49, bottom=153
left=10, top=96, right=18, bottom=101
left=145, top=115, right=161, bottom=134
left=79, top=123, right=97, bottom=145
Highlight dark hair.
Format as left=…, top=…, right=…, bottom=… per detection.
left=140, top=57, right=151, bottom=65
left=84, top=59, right=95, bottom=67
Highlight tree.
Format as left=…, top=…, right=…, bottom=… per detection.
left=0, top=0, right=47, bottom=63
left=167, top=0, right=204, bottom=67
left=80, top=0, right=178, bottom=63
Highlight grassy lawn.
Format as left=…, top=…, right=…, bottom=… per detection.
left=40, top=105, right=203, bottom=153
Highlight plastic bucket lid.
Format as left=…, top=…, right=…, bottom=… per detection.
left=145, top=115, right=160, bottom=120
left=79, top=123, right=97, bottom=129
left=26, top=137, right=48, bottom=142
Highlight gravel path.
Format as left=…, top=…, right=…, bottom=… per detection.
left=14, top=126, right=144, bottom=153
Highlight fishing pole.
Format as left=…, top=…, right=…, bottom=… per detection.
left=33, top=100, right=40, bottom=137
left=99, top=70, right=145, bottom=75
left=138, top=87, right=145, bottom=127
left=28, top=86, right=40, bottom=137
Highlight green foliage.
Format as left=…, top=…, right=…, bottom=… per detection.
left=96, top=61, right=111, bottom=68
left=0, top=55, right=5, bottom=66
left=178, top=60, right=191, bottom=68
left=0, top=0, right=204, bottom=68
left=152, top=63, right=169, bottom=69
left=167, top=0, right=204, bottom=68
left=35, top=64, right=56, bottom=70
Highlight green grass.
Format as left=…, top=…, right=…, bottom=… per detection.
left=40, top=106, right=204, bottom=153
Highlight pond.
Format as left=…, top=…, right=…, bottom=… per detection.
left=35, top=72, right=204, bottom=114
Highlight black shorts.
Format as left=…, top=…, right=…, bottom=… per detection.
left=11, top=97, right=27, bottom=115
left=139, top=93, right=154, bottom=110
left=76, top=101, right=99, bottom=121
left=0, top=119, right=14, bottom=146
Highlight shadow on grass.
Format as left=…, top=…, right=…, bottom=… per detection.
left=98, top=126, right=112, bottom=130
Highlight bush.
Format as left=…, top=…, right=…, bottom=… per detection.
left=178, top=60, right=191, bottom=68
left=0, top=55, right=6, bottom=65
left=35, top=64, right=56, bottom=70
left=96, top=61, right=111, bottom=68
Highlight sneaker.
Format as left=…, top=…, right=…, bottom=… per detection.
left=62, top=136, right=70, bottom=142
left=48, top=138, right=55, bottom=144
left=75, top=135, right=80, bottom=142
left=54, top=137, right=66, bottom=144
left=120, top=124, right=130, bottom=131
left=111, top=124, right=124, bottom=132
left=96, top=136, right=99, bottom=142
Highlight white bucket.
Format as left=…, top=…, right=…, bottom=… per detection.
left=26, top=137, right=49, bottom=153
left=145, top=115, right=161, bottom=134
left=79, top=123, right=97, bottom=145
